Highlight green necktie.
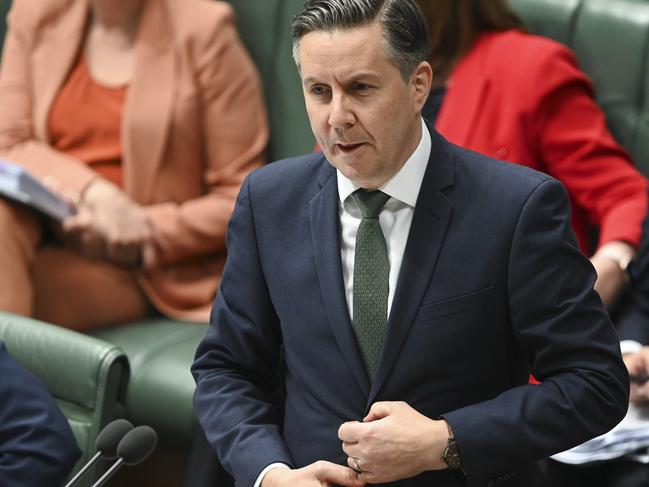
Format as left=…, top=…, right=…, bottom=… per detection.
left=352, top=189, right=390, bottom=380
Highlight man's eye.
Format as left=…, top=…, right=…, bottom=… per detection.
left=310, top=85, right=329, bottom=96
left=353, top=83, right=372, bottom=93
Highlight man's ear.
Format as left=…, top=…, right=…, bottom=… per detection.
left=412, top=61, right=433, bottom=111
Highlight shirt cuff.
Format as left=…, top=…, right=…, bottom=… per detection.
left=253, top=463, right=290, bottom=487
left=620, top=340, right=643, bottom=355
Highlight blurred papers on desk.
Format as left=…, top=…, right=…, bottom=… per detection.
left=552, top=404, right=649, bottom=465
left=0, top=159, right=74, bottom=222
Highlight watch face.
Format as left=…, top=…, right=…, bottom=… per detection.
left=444, top=438, right=462, bottom=470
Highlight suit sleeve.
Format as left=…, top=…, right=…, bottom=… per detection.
left=144, top=5, right=269, bottom=265
left=0, top=1, right=97, bottom=199
left=442, top=179, right=629, bottom=480
left=0, top=343, right=80, bottom=487
left=192, top=175, right=293, bottom=487
left=530, top=44, right=648, bottom=249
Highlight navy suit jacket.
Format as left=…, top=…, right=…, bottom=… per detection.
left=193, top=129, right=629, bottom=487
left=0, top=342, right=80, bottom=487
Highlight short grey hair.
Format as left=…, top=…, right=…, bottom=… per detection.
left=291, top=0, right=430, bottom=81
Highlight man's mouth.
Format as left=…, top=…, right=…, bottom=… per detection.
left=336, top=142, right=364, bottom=153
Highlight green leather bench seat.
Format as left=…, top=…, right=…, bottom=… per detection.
left=90, top=319, right=208, bottom=443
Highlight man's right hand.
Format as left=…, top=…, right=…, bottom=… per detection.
left=261, top=461, right=365, bottom=487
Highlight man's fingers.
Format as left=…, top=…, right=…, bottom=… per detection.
left=338, top=421, right=364, bottom=442
left=363, top=401, right=392, bottom=422
left=346, top=455, right=371, bottom=474
left=341, top=440, right=360, bottom=457
left=311, top=460, right=365, bottom=486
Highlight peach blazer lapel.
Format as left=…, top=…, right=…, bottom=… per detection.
left=123, top=0, right=176, bottom=202
left=31, top=0, right=87, bottom=144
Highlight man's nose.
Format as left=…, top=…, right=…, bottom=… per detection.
left=328, top=94, right=355, bottom=129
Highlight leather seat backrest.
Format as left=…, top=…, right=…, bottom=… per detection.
left=511, top=0, right=649, bottom=176
left=226, top=0, right=315, bottom=161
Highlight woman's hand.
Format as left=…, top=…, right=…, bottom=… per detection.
left=62, top=179, right=157, bottom=268
left=590, top=241, right=635, bottom=307
left=624, top=347, right=649, bottom=404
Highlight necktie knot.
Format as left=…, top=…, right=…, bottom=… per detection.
left=352, top=190, right=390, bottom=218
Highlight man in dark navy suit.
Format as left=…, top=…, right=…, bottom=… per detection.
left=0, top=342, right=80, bottom=486
left=192, top=1, right=629, bottom=486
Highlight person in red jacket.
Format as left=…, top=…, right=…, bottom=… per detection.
left=416, top=0, right=648, bottom=310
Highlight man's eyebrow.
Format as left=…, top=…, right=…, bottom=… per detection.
left=302, top=72, right=381, bottom=85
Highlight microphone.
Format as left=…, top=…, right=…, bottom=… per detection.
left=91, top=425, right=158, bottom=487
left=64, top=419, right=134, bottom=487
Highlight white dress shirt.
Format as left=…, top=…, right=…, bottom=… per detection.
left=253, top=119, right=431, bottom=487
left=337, top=117, right=431, bottom=320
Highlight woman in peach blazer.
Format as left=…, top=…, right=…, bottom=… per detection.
left=0, top=0, right=268, bottom=327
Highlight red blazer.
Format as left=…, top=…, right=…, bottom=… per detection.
left=436, top=30, right=648, bottom=254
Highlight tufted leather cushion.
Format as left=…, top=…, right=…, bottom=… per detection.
left=90, top=319, right=208, bottom=443
left=511, top=0, right=649, bottom=176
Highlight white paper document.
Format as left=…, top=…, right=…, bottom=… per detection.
left=552, top=404, right=649, bottom=465
left=0, top=159, right=74, bottom=222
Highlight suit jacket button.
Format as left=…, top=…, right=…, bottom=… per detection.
left=496, top=147, right=509, bottom=159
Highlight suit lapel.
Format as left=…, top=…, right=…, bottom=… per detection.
left=369, top=129, right=455, bottom=404
left=310, top=160, right=371, bottom=397
left=32, top=0, right=88, bottom=143
left=122, top=0, right=175, bottom=202
left=435, top=34, right=490, bottom=148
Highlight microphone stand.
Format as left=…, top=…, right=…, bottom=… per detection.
left=90, top=458, right=125, bottom=487
left=64, top=451, right=102, bottom=487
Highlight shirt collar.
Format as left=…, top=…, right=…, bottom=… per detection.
left=337, top=117, right=431, bottom=208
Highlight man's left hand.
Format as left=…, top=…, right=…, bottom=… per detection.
left=338, top=401, right=448, bottom=484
